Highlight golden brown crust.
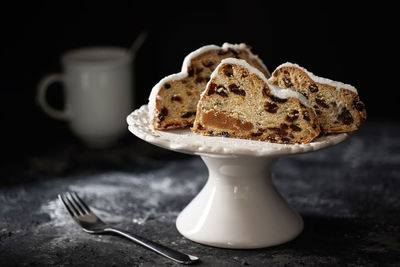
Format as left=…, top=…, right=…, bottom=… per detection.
left=152, top=47, right=269, bottom=130
left=192, top=63, right=320, bottom=144
left=269, top=65, right=366, bottom=133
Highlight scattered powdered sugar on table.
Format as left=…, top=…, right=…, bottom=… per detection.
left=40, top=199, right=70, bottom=227
left=38, top=158, right=206, bottom=229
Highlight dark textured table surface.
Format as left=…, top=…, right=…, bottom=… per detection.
left=1, top=121, right=400, bottom=267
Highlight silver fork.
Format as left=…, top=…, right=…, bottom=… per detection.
left=58, top=192, right=199, bottom=265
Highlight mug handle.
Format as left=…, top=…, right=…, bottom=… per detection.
left=37, top=73, right=69, bottom=120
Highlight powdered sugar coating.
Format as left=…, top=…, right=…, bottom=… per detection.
left=273, top=62, right=358, bottom=94
left=148, top=43, right=270, bottom=120
left=181, top=45, right=220, bottom=73
left=222, top=43, right=270, bottom=77
left=203, top=58, right=313, bottom=109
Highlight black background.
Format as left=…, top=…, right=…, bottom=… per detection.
left=1, top=1, right=397, bottom=159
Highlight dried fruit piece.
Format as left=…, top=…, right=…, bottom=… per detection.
left=313, top=105, right=322, bottom=115
left=195, top=68, right=203, bottom=74
left=265, top=102, right=279, bottom=113
left=171, top=96, right=182, bottom=102
left=285, top=110, right=300, bottom=122
left=338, top=108, right=354, bottom=125
left=268, top=127, right=288, bottom=136
left=280, top=123, right=289, bottom=130
left=262, top=88, right=268, bottom=98
left=283, top=77, right=293, bottom=88
left=164, top=122, right=186, bottom=128
left=290, top=124, right=302, bottom=132
left=251, top=132, right=263, bottom=137
left=300, top=92, right=309, bottom=99
left=281, top=137, right=291, bottom=144
left=229, top=48, right=239, bottom=57
left=181, top=111, right=196, bottom=118
left=164, top=83, right=171, bottom=89
left=315, top=98, right=329, bottom=108
left=309, top=84, right=318, bottom=93
left=223, top=64, right=233, bottom=77
left=207, top=83, right=217, bottom=95
left=216, top=86, right=228, bottom=97
left=353, top=99, right=365, bottom=111
left=268, top=94, right=288, bottom=103
left=218, top=49, right=228, bottom=56
left=158, top=107, right=168, bottom=122
left=220, top=131, right=230, bottom=137
left=303, top=110, right=311, bottom=121
left=228, top=84, right=246, bottom=96
left=188, top=67, right=194, bottom=77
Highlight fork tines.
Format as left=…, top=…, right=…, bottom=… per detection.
left=59, top=192, right=91, bottom=217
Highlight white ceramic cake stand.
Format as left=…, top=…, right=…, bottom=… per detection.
left=127, top=105, right=348, bottom=249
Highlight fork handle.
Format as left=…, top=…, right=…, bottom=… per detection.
left=104, top=227, right=199, bottom=265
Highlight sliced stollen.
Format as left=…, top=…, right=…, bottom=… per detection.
left=148, top=43, right=270, bottom=130
left=269, top=62, right=366, bottom=132
left=192, top=58, right=321, bottom=144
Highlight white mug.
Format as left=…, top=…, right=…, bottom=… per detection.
left=37, top=46, right=133, bottom=148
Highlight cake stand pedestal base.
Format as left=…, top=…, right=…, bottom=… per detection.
left=176, top=155, right=303, bottom=249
